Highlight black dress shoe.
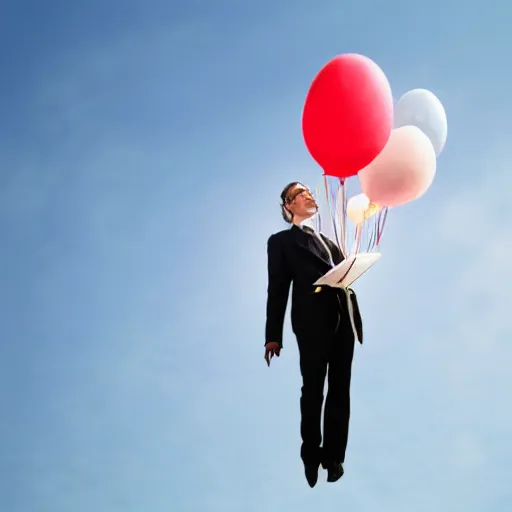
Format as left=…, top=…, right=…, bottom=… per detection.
left=304, top=463, right=319, bottom=487
left=324, top=462, right=344, bottom=482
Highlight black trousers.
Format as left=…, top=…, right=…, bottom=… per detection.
left=297, top=317, right=355, bottom=467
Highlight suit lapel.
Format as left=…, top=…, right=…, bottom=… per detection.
left=290, top=225, right=333, bottom=267
left=319, top=233, right=344, bottom=265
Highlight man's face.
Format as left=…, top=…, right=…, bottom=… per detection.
left=285, top=183, right=318, bottom=219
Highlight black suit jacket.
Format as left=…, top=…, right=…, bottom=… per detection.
left=265, top=224, right=363, bottom=346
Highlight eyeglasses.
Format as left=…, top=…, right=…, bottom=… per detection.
left=285, top=186, right=311, bottom=203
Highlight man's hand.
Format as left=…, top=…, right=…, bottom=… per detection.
left=264, top=342, right=281, bottom=367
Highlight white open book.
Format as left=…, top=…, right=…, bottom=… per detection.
left=313, top=252, right=382, bottom=288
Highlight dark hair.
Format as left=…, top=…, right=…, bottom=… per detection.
left=280, top=181, right=301, bottom=223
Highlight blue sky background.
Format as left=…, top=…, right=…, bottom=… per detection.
left=1, top=0, right=511, bottom=510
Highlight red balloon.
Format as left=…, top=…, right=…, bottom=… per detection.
left=302, top=54, right=394, bottom=179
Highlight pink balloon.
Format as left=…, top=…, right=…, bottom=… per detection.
left=358, top=126, right=436, bottom=207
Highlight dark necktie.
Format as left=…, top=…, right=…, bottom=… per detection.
left=302, top=226, right=333, bottom=265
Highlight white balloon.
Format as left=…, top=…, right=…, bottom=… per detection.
left=346, top=193, right=370, bottom=224
left=394, top=88, right=447, bottom=156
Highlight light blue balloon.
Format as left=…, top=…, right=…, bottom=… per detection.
left=394, top=89, right=447, bottom=156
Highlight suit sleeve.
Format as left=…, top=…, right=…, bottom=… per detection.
left=265, top=234, right=292, bottom=346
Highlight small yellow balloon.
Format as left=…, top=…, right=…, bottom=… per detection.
left=365, top=202, right=380, bottom=219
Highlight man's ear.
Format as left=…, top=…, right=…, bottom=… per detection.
left=281, top=204, right=293, bottom=222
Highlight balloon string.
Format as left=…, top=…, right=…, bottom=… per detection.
left=366, top=215, right=377, bottom=252
left=332, top=190, right=338, bottom=240
left=352, top=223, right=363, bottom=255
left=380, top=208, right=389, bottom=243
left=333, top=185, right=342, bottom=252
left=370, top=219, right=374, bottom=248
left=323, top=174, right=341, bottom=253
left=371, top=212, right=380, bottom=251
left=330, top=182, right=338, bottom=234
left=335, top=181, right=343, bottom=256
left=339, top=179, right=347, bottom=257
left=373, top=213, right=379, bottom=249
left=373, top=209, right=382, bottom=249
left=362, top=211, right=368, bottom=252
left=376, top=207, right=389, bottom=246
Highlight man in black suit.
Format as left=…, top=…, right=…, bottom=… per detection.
left=265, top=181, right=363, bottom=487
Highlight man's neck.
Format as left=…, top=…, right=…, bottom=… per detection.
left=293, top=215, right=311, bottom=226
